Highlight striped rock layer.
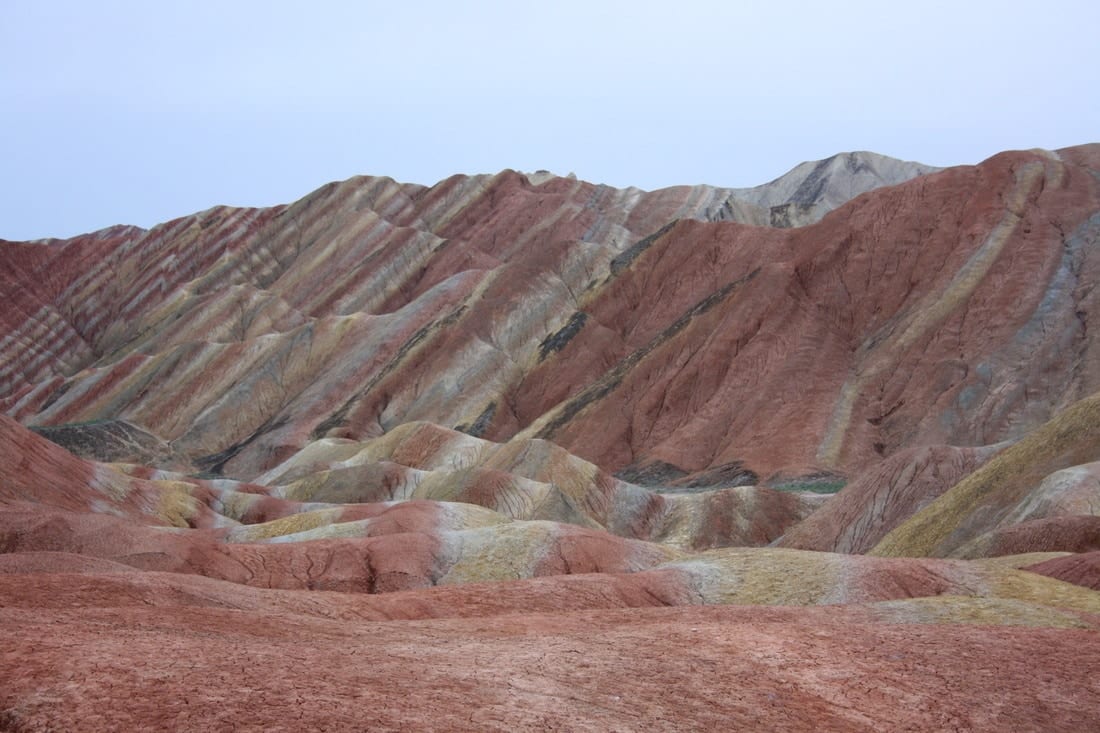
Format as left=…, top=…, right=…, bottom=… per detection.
left=3, top=147, right=1098, bottom=488
left=3, top=150, right=956, bottom=484
left=4, top=147, right=1100, bottom=730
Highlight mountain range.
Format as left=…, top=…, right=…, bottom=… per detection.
left=2, top=145, right=1100, bottom=731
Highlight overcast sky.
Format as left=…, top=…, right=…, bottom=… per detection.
left=2, top=0, right=1098, bottom=240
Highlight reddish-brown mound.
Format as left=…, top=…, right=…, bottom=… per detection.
left=0, top=414, right=227, bottom=527
left=869, top=390, right=1100, bottom=558
left=1, top=413, right=115, bottom=509
left=1026, top=551, right=1100, bottom=590
left=0, top=503, right=677, bottom=592
left=956, top=516, right=1100, bottom=558
left=779, top=444, right=997, bottom=553
left=0, top=503, right=443, bottom=592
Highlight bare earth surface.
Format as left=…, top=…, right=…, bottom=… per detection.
left=4, top=583, right=1100, bottom=732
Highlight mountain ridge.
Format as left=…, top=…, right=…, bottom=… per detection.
left=3, top=149, right=937, bottom=247
left=4, top=146, right=1097, bottom=484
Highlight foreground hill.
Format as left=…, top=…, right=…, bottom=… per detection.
left=4, top=583, right=1099, bottom=731
left=4, top=408, right=1100, bottom=729
left=3, top=147, right=1100, bottom=730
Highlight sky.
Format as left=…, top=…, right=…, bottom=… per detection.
left=1, top=0, right=1098, bottom=241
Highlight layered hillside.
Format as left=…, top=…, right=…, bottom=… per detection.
left=4, top=146, right=1100, bottom=731
left=5, top=147, right=1098, bottom=485
left=1, top=152, right=947, bottom=483
left=3, top=404, right=1100, bottom=730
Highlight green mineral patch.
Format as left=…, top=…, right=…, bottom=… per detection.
left=770, top=479, right=846, bottom=495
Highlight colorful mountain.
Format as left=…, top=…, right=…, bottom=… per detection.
left=3, top=146, right=1100, bottom=730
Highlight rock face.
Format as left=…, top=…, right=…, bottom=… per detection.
left=4, top=146, right=1100, bottom=730
left=3, top=147, right=1097, bottom=487
left=0, top=150, right=957, bottom=483
left=30, top=418, right=192, bottom=468
left=726, top=150, right=940, bottom=226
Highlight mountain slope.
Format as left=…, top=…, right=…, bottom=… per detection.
left=3, top=146, right=1097, bottom=486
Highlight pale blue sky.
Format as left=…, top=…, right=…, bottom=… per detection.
left=2, top=0, right=1097, bottom=240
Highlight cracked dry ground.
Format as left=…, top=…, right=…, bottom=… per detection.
left=3, top=591, right=1099, bottom=732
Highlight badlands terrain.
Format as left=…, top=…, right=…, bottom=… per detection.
left=2, top=145, right=1100, bottom=730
